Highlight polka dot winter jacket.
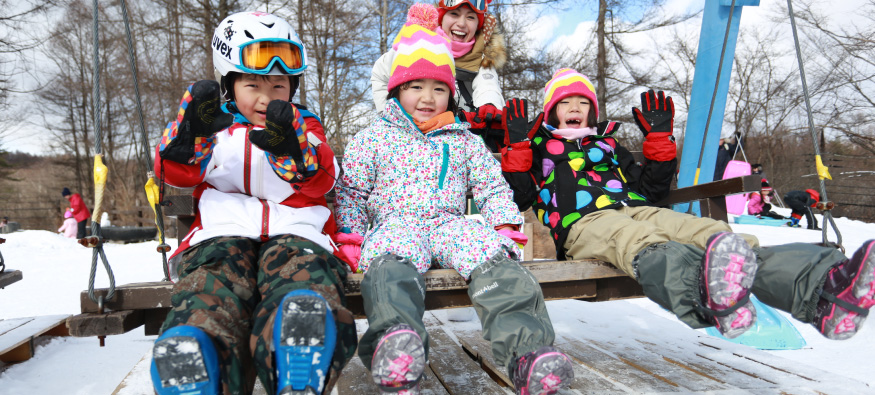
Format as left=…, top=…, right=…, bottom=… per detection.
left=335, top=99, right=522, bottom=235
left=528, top=123, right=676, bottom=258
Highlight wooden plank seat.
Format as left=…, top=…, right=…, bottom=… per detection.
left=72, top=259, right=644, bottom=337
left=0, top=270, right=22, bottom=289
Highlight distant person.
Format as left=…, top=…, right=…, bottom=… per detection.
left=751, top=163, right=764, bottom=175
left=62, top=187, right=90, bottom=238
left=57, top=210, right=77, bottom=238
left=784, top=189, right=820, bottom=229
left=714, top=132, right=741, bottom=180
left=748, top=180, right=785, bottom=220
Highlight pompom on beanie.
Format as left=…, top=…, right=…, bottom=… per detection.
left=388, top=3, right=456, bottom=95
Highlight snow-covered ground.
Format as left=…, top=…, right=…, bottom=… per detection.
left=1, top=207, right=873, bottom=394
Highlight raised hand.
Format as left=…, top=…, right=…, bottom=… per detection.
left=249, top=100, right=317, bottom=180
left=503, top=98, right=544, bottom=144
left=632, top=89, right=674, bottom=136
left=160, top=80, right=234, bottom=164
left=632, top=90, right=676, bottom=162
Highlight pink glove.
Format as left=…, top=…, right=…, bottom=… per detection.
left=497, top=228, right=528, bottom=249
left=335, top=232, right=364, bottom=272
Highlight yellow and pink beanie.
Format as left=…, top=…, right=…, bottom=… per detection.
left=388, top=3, right=456, bottom=95
left=543, top=68, right=599, bottom=119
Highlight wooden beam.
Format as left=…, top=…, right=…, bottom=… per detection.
left=655, top=175, right=761, bottom=206
left=82, top=260, right=636, bottom=318
left=0, top=270, right=22, bottom=289
left=67, top=310, right=145, bottom=337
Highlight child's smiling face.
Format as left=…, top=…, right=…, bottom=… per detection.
left=441, top=4, right=478, bottom=43
left=555, top=95, right=592, bottom=129
left=398, top=79, right=451, bottom=122
left=232, top=74, right=292, bottom=126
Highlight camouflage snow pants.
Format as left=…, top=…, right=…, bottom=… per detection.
left=160, top=235, right=358, bottom=395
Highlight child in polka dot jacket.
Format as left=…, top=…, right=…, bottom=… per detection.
left=334, top=4, right=574, bottom=395
left=505, top=68, right=875, bottom=346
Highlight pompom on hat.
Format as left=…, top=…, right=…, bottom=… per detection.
left=388, top=3, right=456, bottom=95
left=761, top=179, right=773, bottom=195
left=543, top=68, right=599, bottom=120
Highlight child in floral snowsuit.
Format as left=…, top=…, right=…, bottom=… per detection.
left=334, top=4, right=573, bottom=395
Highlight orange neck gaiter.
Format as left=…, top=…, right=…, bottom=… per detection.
left=413, top=111, right=456, bottom=134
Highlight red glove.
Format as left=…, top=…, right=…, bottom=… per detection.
left=497, top=227, right=528, bottom=247
left=334, top=232, right=363, bottom=272
left=632, top=90, right=677, bottom=162
left=463, top=104, right=502, bottom=129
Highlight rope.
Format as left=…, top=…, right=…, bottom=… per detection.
left=118, top=0, right=171, bottom=280
left=786, top=0, right=842, bottom=249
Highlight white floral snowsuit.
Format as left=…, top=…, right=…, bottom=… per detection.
left=335, top=99, right=522, bottom=278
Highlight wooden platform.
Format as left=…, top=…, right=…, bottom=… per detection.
left=110, top=301, right=871, bottom=394
left=0, top=315, right=70, bottom=364
left=0, top=270, right=22, bottom=289
left=71, top=259, right=644, bottom=337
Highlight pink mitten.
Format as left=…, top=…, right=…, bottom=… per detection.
left=335, top=232, right=364, bottom=272
left=497, top=228, right=528, bottom=249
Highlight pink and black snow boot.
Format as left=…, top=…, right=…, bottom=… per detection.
left=509, top=346, right=574, bottom=395
left=814, top=239, right=875, bottom=340
left=698, top=232, right=758, bottom=339
left=371, top=323, right=426, bottom=394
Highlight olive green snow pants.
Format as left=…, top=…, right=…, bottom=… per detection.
left=563, top=206, right=846, bottom=328
left=358, top=252, right=555, bottom=371
left=563, top=206, right=759, bottom=277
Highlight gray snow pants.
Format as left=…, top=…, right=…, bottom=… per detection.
left=564, top=206, right=846, bottom=328
left=357, top=252, right=555, bottom=371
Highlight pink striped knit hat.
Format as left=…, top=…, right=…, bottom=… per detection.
left=543, top=68, right=598, bottom=119
left=388, top=3, right=456, bottom=95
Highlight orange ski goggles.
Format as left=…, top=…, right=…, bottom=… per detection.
left=239, top=39, right=306, bottom=75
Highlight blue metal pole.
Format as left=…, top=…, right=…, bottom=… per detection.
left=675, top=0, right=759, bottom=215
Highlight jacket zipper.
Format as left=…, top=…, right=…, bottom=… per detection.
left=438, top=143, right=449, bottom=190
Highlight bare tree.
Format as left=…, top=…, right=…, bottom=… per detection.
left=782, top=0, right=875, bottom=154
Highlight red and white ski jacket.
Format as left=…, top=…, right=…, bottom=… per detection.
left=155, top=110, right=339, bottom=280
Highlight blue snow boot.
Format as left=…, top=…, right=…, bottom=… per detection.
left=150, top=325, right=221, bottom=395
left=274, top=289, right=337, bottom=395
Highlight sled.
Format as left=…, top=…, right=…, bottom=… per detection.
left=705, top=295, right=807, bottom=350
left=733, top=215, right=788, bottom=227
left=723, top=160, right=752, bottom=215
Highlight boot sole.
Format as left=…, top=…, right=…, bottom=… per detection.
left=523, top=351, right=574, bottom=395
left=372, top=326, right=426, bottom=394
left=820, top=241, right=875, bottom=340
left=703, top=232, right=758, bottom=339
left=275, top=290, right=337, bottom=395
left=151, top=326, right=221, bottom=395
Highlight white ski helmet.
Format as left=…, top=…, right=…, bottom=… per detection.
left=212, top=12, right=307, bottom=77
